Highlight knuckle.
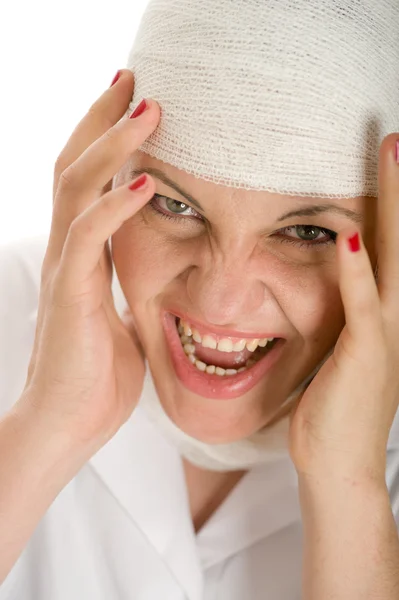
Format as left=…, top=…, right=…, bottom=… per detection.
left=99, top=194, right=116, bottom=217
left=87, top=100, right=108, bottom=125
left=68, top=214, right=95, bottom=241
left=88, top=100, right=119, bottom=132
left=58, top=163, right=81, bottom=192
left=103, top=126, right=119, bottom=144
left=58, top=166, right=75, bottom=190
left=87, top=102, right=98, bottom=119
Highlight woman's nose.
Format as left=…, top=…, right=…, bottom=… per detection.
left=186, top=260, right=266, bottom=327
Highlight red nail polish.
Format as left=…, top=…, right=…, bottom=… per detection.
left=110, top=70, right=121, bottom=87
left=348, top=232, right=360, bottom=252
left=129, top=174, right=147, bottom=191
left=395, top=140, right=399, bottom=164
left=130, top=99, right=147, bottom=119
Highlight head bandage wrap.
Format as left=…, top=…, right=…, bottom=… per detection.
left=121, top=0, right=399, bottom=471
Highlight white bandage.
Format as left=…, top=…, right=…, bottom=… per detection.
left=126, top=0, right=398, bottom=199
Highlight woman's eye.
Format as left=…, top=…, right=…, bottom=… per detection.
left=147, top=197, right=336, bottom=249
left=275, top=225, right=337, bottom=248
left=149, top=194, right=203, bottom=222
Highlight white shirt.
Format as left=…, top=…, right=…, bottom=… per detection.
left=1, top=236, right=399, bottom=600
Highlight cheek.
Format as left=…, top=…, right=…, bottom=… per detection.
left=282, top=264, right=345, bottom=347
left=259, top=248, right=344, bottom=349
left=110, top=218, right=193, bottom=309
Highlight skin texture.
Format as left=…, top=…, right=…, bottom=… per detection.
left=111, top=150, right=378, bottom=445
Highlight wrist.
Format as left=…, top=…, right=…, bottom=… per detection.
left=297, top=466, right=388, bottom=494
left=297, top=470, right=390, bottom=522
left=295, top=451, right=388, bottom=492
left=12, top=392, right=98, bottom=465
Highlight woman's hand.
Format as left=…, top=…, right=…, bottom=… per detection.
left=288, top=134, right=399, bottom=485
left=19, top=70, right=160, bottom=449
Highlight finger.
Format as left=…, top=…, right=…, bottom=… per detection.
left=56, top=99, right=158, bottom=196
left=52, top=174, right=155, bottom=305
left=48, top=98, right=160, bottom=263
left=336, top=227, right=382, bottom=343
left=376, top=133, right=399, bottom=309
left=52, top=69, right=135, bottom=200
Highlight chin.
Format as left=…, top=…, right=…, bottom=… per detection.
left=147, top=361, right=285, bottom=445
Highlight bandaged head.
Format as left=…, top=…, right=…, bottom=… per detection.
left=118, top=0, right=399, bottom=471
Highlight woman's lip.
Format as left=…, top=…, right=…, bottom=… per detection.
left=165, top=308, right=286, bottom=341
left=161, top=311, right=286, bottom=400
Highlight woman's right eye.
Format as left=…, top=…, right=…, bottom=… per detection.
left=149, top=193, right=203, bottom=222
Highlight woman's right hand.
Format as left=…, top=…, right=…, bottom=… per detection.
left=18, top=70, right=160, bottom=450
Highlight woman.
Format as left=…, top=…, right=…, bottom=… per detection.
left=1, top=0, right=399, bottom=597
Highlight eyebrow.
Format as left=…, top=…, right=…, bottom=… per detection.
left=276, top=205, right=363, bottom=224
left=130, top=167, right=363, bottom=224
left=130, top=167, right=205, bottom=211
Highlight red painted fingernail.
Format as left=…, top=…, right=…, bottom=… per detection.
left=129, top=174, right=147, bottom=191
left=110, top=70, right=121, bottom=87
left=395, top=140, right=399, bottom=164
left=130, top=99, right=147, bottom=119
left=348, top=232, right=360, bottom=252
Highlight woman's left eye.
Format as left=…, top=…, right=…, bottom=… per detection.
left=148, top=195, right=337, bottom=249
left=149, top=194, right=203, bottom=221
left=275, top=225, right=337, bottom=249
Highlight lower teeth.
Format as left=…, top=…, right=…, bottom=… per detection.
left=177, top=320, right=269, bottom=376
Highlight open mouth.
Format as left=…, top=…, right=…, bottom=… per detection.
left=161, top=311, right=285, bottom=400
left=176, top=317, right=278, bottom=376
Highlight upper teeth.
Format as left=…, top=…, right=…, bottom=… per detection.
left=178, top=318, right=274, bottom=353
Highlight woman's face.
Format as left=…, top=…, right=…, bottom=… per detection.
left=111, top=150, right=377, bottom=443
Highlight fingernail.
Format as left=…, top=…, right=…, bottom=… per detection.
left=395, top=140, right=399, bottom=164
left=348, top=232, right=360, bottom=253
left=130, top=99, right=147, bottom=119
left=129, top=174, right=147, bottom=191
left=110, top=70, right=121, bottom=87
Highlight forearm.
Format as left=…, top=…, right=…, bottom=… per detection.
left=298, top=473, right=399, bottom=600
left=0, top=397, right=92, bottom=584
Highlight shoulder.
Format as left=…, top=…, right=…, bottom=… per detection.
left=0, top=235, right=48, bottom=414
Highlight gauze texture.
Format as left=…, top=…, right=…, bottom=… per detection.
left=126, top=0, right=399, bottom=198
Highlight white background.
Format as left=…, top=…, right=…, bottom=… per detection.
left=0, top=0, right=149, bottom=246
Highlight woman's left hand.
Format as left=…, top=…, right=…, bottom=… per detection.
left=288, top=133, right=399, bottom=485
